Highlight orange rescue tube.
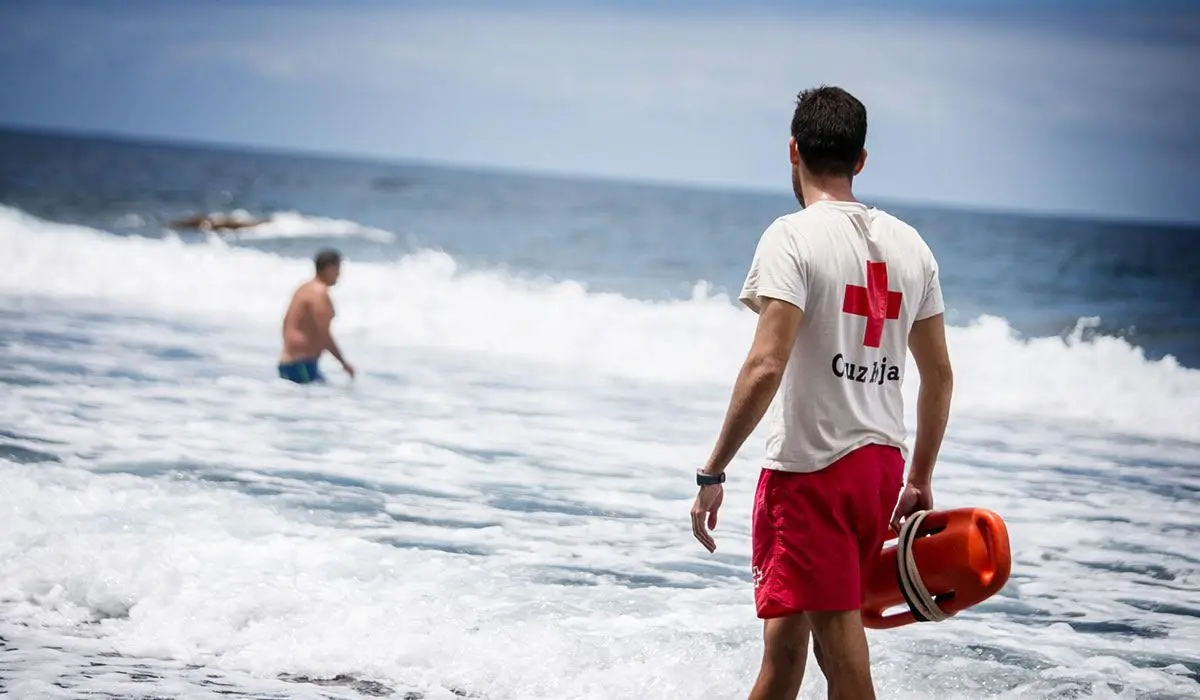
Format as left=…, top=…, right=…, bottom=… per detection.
left=861, top=507, right=1011, bottom=630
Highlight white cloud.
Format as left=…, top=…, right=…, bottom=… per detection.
left=155, top=9, right=1196, bottom=127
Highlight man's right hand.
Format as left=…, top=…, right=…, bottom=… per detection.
left=891, top=481, right=933, bottom=533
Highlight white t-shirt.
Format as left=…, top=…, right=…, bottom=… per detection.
left=738, top=200, right=945, bottom=473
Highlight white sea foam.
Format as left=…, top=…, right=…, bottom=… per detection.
left=1, top=204, right=1198, bottom=699
left=4, top=204, right=1197, bottom=441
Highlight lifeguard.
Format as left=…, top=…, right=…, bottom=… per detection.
left=688, top=85, right=956, bottom=700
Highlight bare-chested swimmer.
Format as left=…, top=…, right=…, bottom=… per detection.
left=278, top=249, right=355, bottom=384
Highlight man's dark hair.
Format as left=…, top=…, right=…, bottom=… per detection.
left=314, top=248, right=342, bottom=273
left=790, top=86, right=868, bottom=178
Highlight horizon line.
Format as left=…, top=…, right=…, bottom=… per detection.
left=4, top=121, right=1197, bottom=231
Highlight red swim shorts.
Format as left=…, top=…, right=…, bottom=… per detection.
left=751, top=443, right=905, bottom=618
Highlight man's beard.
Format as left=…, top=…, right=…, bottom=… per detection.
left=791, top=166, right=805, bottom=208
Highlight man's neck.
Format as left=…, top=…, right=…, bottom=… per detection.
left=800, top=176, right=858, bottom=208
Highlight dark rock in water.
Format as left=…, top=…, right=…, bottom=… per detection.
left=168, top=212, right=268, bottom=231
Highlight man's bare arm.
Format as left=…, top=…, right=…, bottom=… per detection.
left=907, top=313, right=954, bottom=485
left=312, top=291, right=349, bottom=368
left=701, top=298, right=804, bottom=475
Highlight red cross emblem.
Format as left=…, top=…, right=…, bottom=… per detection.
left=843, top=261, right=902, bottom=348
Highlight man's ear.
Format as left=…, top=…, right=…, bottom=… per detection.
left=854, top=148, right=867, bottom=176
left=789, top=137, right=800, bottom=166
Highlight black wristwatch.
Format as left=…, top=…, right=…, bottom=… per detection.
left=696, top=470, right=726, bottom=486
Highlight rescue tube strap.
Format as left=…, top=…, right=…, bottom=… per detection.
left=895, top=510, right=951, bottom=623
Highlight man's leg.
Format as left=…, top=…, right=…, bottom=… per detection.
left=811, top=635, right=829, bottom=680
left=749, top=462, right=868, bottom=700
left=806, top=610, right=875, bottom=700
left=748, top=614, right=811, bottom=700
left=801, top=444, right=903, bottom=699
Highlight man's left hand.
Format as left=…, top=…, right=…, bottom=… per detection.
left=691, top=483, right=724, bottom=553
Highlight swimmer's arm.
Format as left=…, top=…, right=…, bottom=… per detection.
left=326, top=335, right=349, bottom=368
left=907, top=313, right=954, bottom=486
left=313, top=291, right=350, bottom=369
left=701, top=297, right=803, bottom=476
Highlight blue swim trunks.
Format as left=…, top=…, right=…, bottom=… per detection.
left=278, top=358, right=324, bottom=384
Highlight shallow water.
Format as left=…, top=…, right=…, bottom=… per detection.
left=2, top=131, right=1199, bottom=698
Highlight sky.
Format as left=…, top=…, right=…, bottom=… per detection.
left=1, top=0, right=1198, bottom=224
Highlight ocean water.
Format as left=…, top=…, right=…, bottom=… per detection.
left=1, top=129, right=1198, bottom=700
